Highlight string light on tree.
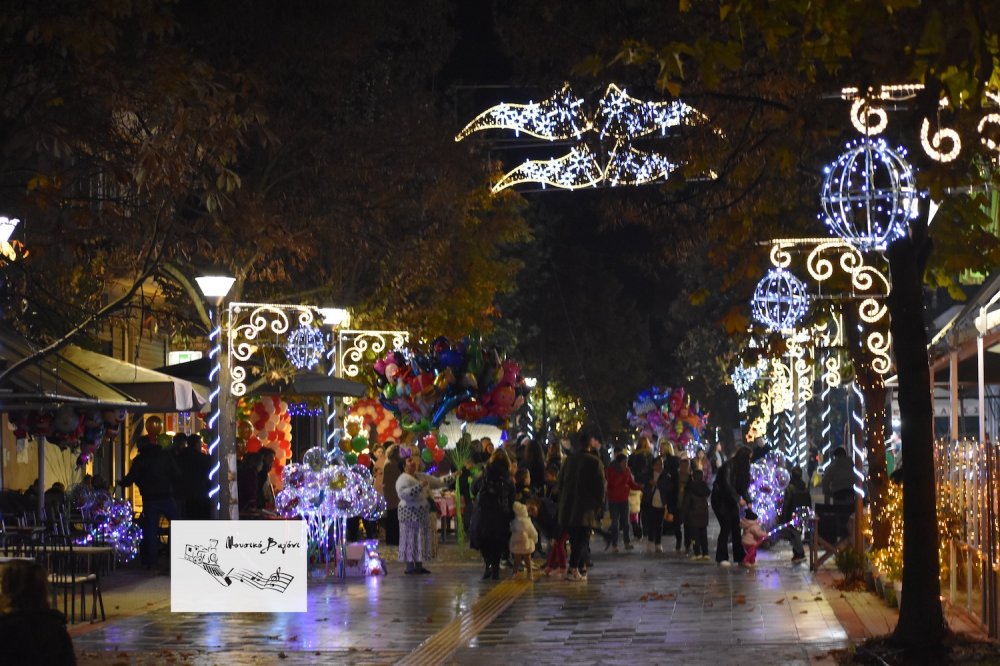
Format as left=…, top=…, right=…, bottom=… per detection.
left=286, top=325, right=326, bottom=370
left=751, top=268, right=810, bottom=331
left=819, top=138, right=918, bottom=252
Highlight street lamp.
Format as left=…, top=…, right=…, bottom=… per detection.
left=318, top=307, right=350, bottom=450
left=0, top=217, right=19, bottom=245
left=196, top=275, right=236, bottom=519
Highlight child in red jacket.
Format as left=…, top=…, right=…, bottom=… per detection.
left=605, top=452, right=642, bottom=552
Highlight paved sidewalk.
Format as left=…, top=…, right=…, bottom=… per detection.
left=72, top=538, right=856, bottom=665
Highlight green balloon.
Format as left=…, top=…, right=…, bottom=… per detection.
left=351, top=435, right=368, bottom=453
left=420, top=447, right=434, bottom=463
left=438, top=433, right=449, bottom=448
left=345, top=452, right=358, bottom=465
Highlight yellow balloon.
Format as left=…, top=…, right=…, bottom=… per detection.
left=346, top=421, right=361, bottom=437
left=236, top=419, right=254, bottom=441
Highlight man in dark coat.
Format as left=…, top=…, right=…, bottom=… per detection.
left=711, top=444, right=752, bottom=566
left=177, top=434, right=211, bottom=520
left=120, top=438, right=182, bottom=569
left=556, top=432, right=605, bottom=581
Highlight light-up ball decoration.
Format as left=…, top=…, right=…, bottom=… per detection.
left=751, top=268, right=810, bottom=331
left=819, top=138, right=918, bottom=251
left=285, top=325, right=326, bottom=370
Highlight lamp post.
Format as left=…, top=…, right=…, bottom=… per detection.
left=318, top=307, right=350, bottom=450
left=196, top=275, right=236, bottom=520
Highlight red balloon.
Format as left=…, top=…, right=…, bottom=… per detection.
left=357, top=453, right=371, bottom=467
left=432, top=448, right=445, bottom=464
left=246, top=436, right=262, bottom=454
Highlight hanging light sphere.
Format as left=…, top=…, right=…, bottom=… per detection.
left=819, top=138, right=918, bottom=251
left=751, top=268, right=810, bottom=331
left=731, top=364, right=761, bottom=395
left=285, top=325, right=326, bottom=370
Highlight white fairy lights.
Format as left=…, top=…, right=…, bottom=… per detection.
left=819, top=138, right=917, bottom=252
left=457, top=82, right=704, bottom=192
left=751, top=268, right=810, bottom=331
left=920, top=117, right=962, bottom=163
left=285, top=325, right=326, bottom=370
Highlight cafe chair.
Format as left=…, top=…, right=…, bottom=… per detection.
left=46, top=536, right=105, bottom=623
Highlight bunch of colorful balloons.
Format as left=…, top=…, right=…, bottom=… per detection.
left=627, top=386, right=708, bottom=456
left=241, top=396, right=293, bottom=489
left=347, top=398, right=403, bottom=443
left=274, top=447, right=386, bottom=558
left=338, top=416, right=372, bottom=466
left=69, top=485, right=142, bottom=562
left=373, top=335, right=527, bottom=433
left=403, top=431, right=448, bottom=467
left=7, top=407, right=125, bottom=468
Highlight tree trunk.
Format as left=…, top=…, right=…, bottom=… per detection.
left=843, top=308, right=890, bottom=549
left=887, top=212, right=946, bottom=647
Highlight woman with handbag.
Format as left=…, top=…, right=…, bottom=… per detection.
left=640, top=457, right=672, bottom=553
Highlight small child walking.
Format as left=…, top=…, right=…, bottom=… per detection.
left=527, top=498, right=566, bottom=576
left=509, top=501, right=539, bottom=578
left=740, top=508, right=768, bottom=566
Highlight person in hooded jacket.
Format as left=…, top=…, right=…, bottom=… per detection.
left=640, top=456, right=673, bottom=553
left=119, top=437, right=182, bottom=569
left=679, top=468, right=711, bottom=559
left=780, top=466, right=812, bottom=563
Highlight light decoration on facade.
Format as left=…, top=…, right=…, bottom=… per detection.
left=456, top=83, right=704, bottom=192
left=819, top=138, right=918, bottom=252
left=285, top=325, right=326, bottom=370
left=751, top=267, right=810, bottom=331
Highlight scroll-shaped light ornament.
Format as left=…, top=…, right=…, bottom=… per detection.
left=850, top=99, right=888, bottom=136
left=920, top=117, right=962, bottom=163
left=819, top=138, right=918, bottom=252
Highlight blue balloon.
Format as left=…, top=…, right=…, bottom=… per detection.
left=431, top=388, right=474, bottom=427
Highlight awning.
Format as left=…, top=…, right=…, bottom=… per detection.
left=0, top=327, right=146, bottom=410
left=60, top=346, right=209, bottom=412
left=155, top=358, right=368, bottom=398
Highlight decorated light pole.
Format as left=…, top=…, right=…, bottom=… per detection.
left=196, top=275, right=236, bottom=520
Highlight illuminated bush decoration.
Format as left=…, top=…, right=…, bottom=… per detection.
left=751, top=268, right=810, bottom=331
left=71, top=486, right=142, bottom=562
left=819, top=138, right=917, bottom=251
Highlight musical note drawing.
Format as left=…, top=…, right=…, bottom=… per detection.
left=233, top=567, right=294, bottom=593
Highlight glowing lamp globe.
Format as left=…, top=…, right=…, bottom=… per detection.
left=751, top=268, right=809, bottom=331
left=285, top=325, right=326, bottom=370
left=819, top=138, right=917, bottom=251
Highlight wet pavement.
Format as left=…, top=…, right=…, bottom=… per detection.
left=72, top=533, right=850, bottom=665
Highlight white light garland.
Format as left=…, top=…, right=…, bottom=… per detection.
left=494, top=145, right=604, bottom=191
left=850, top=99, right=888, bottom=136
left=455, top=83, right=590, bottom=142
left=595, top=84, right=704, bottom=139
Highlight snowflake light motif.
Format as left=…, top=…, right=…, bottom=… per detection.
left=751, top=268, right=810, bottom=331
left=819, top=138, right=918, bottom=252
left=731, top=364, right=761, bottom=395
left=457, top=83, right=705, bottom=192
left=285, top=325, right=326, bottom=370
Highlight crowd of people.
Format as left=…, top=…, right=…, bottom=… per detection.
left=360, top=427, right=817, bottom=580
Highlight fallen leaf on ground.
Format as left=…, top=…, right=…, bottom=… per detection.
left=776, top=599, right=785, bottom=604
left=734, top=595, right=747, bottom=605
left=800, top=610, right=809, bottom=614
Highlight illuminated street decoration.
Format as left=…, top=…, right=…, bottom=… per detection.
left=594, top=84, right=704, bottom=139
left=457, top=82, right=705, bottom=192
left=228, top=303, right=323, bottom=397
left=494, top=145, right=604, bottom=191
left=285, top=325, right=326, bottom=370
left=751, top=267, right=810, bottom=331
left=454, top=83, right=590, bottom=141
left=337, top=329, right=410, bottom=409
left=920, top=117, right=962, bottom=163
left=820, top=138, right=918, bottom=252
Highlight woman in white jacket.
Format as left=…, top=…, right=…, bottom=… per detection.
left=509, top=501, right=539, bottom=578
left=395, top=454, right=444, bottom=574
